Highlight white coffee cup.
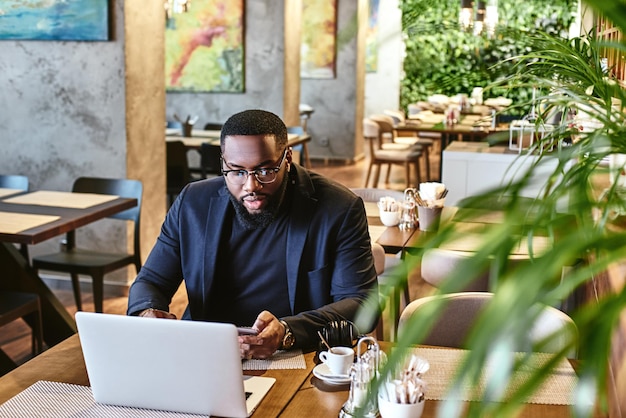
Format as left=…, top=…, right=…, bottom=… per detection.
left=379, top=209, right=401, bottom=227
left=318, top=346, right=354, bottom=376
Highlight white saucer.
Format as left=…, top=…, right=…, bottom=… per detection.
left=312, top=363, right=351, bottom=385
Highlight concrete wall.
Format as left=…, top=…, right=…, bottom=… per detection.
left=166, top=0, right=287, bottom=128
left=0, top=0, right=380, bottom=289
left=165, top=0, right=379, bottom=163
left=0, top=0, right=165, bottom=289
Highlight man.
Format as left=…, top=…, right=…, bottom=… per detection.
left=127, top=109, right=378, bottom=359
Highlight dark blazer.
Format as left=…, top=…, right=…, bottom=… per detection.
left=127, top=164, right=378, bottom=348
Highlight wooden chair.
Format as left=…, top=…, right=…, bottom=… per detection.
left=166, top=140, right=192, bottom=206
left=189, top=142, right=221, bottom=180
left=420, top=248, right=531, bottom=294
left=373, top=113, right=435, bottom=181
left=203, top=122, right=223, bottom=131
left=0, top=292, right=44, bottom=362
left=363, top=118, right=422, bottom=189
left=286, top=126, right=307, bottom=166
left=32, top=177, right=143, bottom=313
left=352, top=187, right=408, bottom=341
left=398, top=292, right=578, bottom=357
left=0, top=174, right=28, bottom=191
left=0, top=175, right=30, bottom=260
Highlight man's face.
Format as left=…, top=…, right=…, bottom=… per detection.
left=222, top=135, right=292, bottom=227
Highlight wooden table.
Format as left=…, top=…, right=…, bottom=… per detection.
left=166, top=129, right=313, bottom=168
left=0, top=191, right=137, bottom=365
left=0, top=334, right=314, bottom=417
left=364, top=201, right=416, bottom=255
left=395, top=115, right=508, bottom=180
left=0, top=337, right=589, bottom=417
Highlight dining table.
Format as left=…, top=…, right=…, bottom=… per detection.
left=166, top=129, right=313, bottom=168
left=395, top=112, right=509, bottom=180
left=0, top=334, right=597, bottom=417
left=364, top=201, right=417, bottom=255
left=0, top=189, right=138, bottom=371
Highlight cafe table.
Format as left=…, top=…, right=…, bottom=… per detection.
left=0, top=335, right=596, bottom=417
left=364, top=201, right=416, bottom=255
left=0, top=191, right=137, bottom=355
left=395, top=113, right=508, bottom=180
left=166, top=129, right=313, bottom=168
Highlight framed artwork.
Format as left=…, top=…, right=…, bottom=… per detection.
left=166, top=0, right=245, bottom=93
left=366, top=0, right=380, bottom=73
left=301, top=0, right=337, bottom=79
left=0, top=0, right=110, bottom=41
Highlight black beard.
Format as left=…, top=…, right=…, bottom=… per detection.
left=228, top=173, right=289, bottom=230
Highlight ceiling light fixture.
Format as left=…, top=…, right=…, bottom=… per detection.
left=459, top=0, right=474, bottom=31
left=460, top=0, right=498, bottom=37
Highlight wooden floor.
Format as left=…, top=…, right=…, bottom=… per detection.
left=1, top=152, right=439, bottom=371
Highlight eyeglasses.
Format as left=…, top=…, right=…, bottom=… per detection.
left=222, top=148, right=288, bottom=185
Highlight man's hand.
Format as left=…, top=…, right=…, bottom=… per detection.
left=239, top=311, right=284, bottom=359
left=138, top=308, right=176, bottom=319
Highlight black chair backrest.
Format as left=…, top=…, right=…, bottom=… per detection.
left=203, top=122, right=223, bottom=131
left=166, top=141, right=191, bottom=191
left=0, top=174, right=28, bottom=190
left=72, top=177, right=143, bottom=255
left=200, top=143, right=222, bottom=176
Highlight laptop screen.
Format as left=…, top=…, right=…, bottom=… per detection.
left=75, top=312, right=274, bottom=417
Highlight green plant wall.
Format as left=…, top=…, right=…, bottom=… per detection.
left=399, top=0, right=578, bottom=115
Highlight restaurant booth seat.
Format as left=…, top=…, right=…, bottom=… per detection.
left=362, top=118, right=422, bottom=189
left=32, top=177, right=143, bottom=313
left=398, top=292, right=578, bottom=357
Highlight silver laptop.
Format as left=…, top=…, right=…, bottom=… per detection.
left=75, top=312, right=275, bottom=417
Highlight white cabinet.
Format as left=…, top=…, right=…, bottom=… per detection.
left=442, top=142, right=570, bottom=207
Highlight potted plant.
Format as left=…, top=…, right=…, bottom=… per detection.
left=356, top=1, right=626, bottom=416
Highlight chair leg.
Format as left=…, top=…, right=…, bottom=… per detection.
left=373, top=164, right=381, bottom=188
left=415, top=159, right=422, bottom=186
left=405, top=162, right=411, bottom=189
left=385, top=164, right=392, bottom=184
left=70, top=273, right=83, bottom=311
left=19, top=244, right=29, bottom=263
left=92, top=273, right=104, bottom=313
left=364, top=163, right=373, bottom=187
left=423, top=147, right=431, bottom=181
left=26, top=301, right=44, bottom=355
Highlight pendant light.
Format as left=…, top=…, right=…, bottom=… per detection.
left=459, top=0, right=474, bottom=31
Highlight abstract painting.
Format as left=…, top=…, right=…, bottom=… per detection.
left=366, top=0, right=380, bottom=73
left=166, top=0, right=245, bottom=93
left=301, top=0, right=337, bottom=79
left=0, top=0, right=109, bottom=41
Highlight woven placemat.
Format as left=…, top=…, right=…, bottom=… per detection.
left=411, top=347, right=577, bottom=405
left=242, top=349, right=306, bottom=370
left=0, top=381, right=206, bottom=417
